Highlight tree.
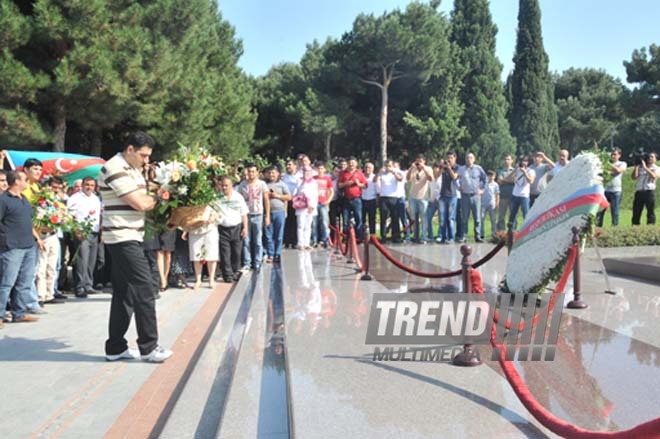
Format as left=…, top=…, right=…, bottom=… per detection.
left=624, top=44, right=660, bottom=115
left=450, top=0, right=515, bottom=170
left=329, top=2, right=450, bottom=164
left=293, top=40, right=351, bottom=162
left=403, top=69, right=465, bottom=161
left=0, top=0, right=50, bottom=147
left=252, top=63, right=307, bottom=159
left=554, top=68, right=626, bottom=155
left=508, top=0, right=559, bottom=158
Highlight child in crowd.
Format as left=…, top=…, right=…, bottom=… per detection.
left=481, top=171, right=499, bottom=240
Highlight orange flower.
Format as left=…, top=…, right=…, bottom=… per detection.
left=186, top=160, right=197, bottom=171
left=158, top=189, right=171, bottom=200
left=50, top=215, right=61, bottom=224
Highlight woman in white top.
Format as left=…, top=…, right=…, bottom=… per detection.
left=182, top=206, right=220, bottom=290
left=506, top=156, right=535, bottom=230
left=295, top=167, right=319, bottom=250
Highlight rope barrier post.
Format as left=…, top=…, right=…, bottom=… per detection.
left=333, top=218, right=341, bottom=256
left=453, top=244, right=483, bottom=367
left=567, top=226, right=588, bottom=309
left=361, top=224, right=373, bottom=281
left=346, top=221, right=355, bottom=265
left=506, top=223, right=514, bottom=255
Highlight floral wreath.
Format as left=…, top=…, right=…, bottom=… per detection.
left=503, top=153, right=609, bottom=295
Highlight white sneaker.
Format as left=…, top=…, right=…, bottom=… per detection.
left=105, top=348, right=139, bottom=361
left=141, top=345, right=173, bottom=363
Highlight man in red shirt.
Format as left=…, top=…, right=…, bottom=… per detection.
left=312, top=161, right=334, bottom=247
left=338, top=156, right=368, bottom=240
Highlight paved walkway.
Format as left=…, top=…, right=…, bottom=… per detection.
left=1, top=243, right=659, bottom=438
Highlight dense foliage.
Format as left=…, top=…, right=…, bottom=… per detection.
left=1, top=1, right=657, bottom=169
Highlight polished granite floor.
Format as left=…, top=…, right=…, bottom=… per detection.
left=161, top=242, right=660, bottom=438
left=3, top=243, right=659, bottom=438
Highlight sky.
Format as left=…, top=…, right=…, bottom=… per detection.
left=220, top=0, right=659, bottom=83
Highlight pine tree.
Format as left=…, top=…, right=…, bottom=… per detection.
left=509, top=0, right=559, bottom=158
left=0, top=0, right=50, bottom=147
left=451, top=0, right=515, bottom=170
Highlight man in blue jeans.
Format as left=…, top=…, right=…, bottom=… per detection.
left=438, top=152, right=459, bottom=243
left=457, top=153, right=487, bottom=243
left=338, top=157, right=367, bottom=241
left=238, top=164, right=271, bottom=271
left=265, top=166, right=291, bottom=263
left=0, top=171, right=41, bottom=327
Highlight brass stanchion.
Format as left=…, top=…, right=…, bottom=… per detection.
left=567, top=226, right=588, bottom=309
left=453, top=244, right=483, bottom=367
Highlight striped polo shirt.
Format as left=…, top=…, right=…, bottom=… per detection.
left=98, top=153, right=147, bottom=244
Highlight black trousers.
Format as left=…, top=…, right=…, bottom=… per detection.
left=219, top=225, right=242, bottom=279
left=284, top=203, right=297, bottom=247
left=105, top=241, right=159, bottom=356
left=632, top=190, right=656, bottom=225
left=329, top=199, right=342, bottom=241
left=362, top=198, right=377, bottom=236
left=379, top=196, right=400, bottom=240
left=144, top=247, right=160, bottom=293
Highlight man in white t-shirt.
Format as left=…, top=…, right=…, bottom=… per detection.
left=377, top=160, right=404, bottom=241
left=548, top=149, right=569, bottom=179
left=506, top=156, right=535, bottom=230
left=596, top=148, right=627, bottom=227
left=361, top=162, right=378, bottom=236
left=632, top=152, right=658, bottom=225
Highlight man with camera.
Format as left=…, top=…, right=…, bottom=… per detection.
left=632, top=152, right=658, bottom=225
left=438, top=152, right=459, bottom=243
left=596, top=148, right=627, bottom=227
left=407, top=154, right=434, bottom=243
left=506, top=156, right=535, bottom=230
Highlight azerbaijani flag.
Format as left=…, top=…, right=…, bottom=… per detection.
left=6, top=150, right=105, bottom=185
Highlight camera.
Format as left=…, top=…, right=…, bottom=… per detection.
left=517, top=157, right=527, bottom=168
left=630, top=148, right=649, bottom=166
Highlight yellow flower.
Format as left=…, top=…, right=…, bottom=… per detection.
left=171, top=170, right=181, bottom=182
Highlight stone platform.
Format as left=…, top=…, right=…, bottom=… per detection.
left=2, top=243, right=660, bottom=438
left=603, top=256, right=660, bottom=284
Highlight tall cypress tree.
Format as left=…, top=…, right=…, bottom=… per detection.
left=451, top=0, right=515, bottom=170
left=509, top=0, right=559, bottom=157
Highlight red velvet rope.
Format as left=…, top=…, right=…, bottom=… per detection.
left=468, top=247, right=660, bottom=438
left=349, top=227, right=363, bottom=271
left=370, top=236, right=505, bottom=279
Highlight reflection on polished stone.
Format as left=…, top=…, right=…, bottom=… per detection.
left=278, top=243, right=660, bottom=438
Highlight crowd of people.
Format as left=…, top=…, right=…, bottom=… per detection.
left=0, top=140, right=657, bottom=360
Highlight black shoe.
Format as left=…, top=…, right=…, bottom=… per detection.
left=233, top=272, right=242, bottom=282
left=222, top=277, right=233, bottom=283
left=53, top=294, right=68, bottom=300
left=475, top=237, right=484, bottom=243
left=44, top=298, right=65, bottom=304
left=86, top=287, right=103, bottom=295
left=94, top=284, right=104, bottom=290
left=75, top=290, right=88, bottom=298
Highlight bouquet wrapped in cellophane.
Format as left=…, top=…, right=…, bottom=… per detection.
left=148, top=144, right=227, bottom=233
left=32, top=186, right=95, bottom=237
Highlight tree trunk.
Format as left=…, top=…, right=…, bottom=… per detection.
left=90, top=130, right=103, bottom=157
left=380, top=84, right=389, bottom=165
left=52, top=100, right=66, bottom=152
left=324, top=132, right=332, bottom=162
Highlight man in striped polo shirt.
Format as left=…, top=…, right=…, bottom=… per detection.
left=98, top=132, right=172, bottom=363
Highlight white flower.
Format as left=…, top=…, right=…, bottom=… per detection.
left=177, top=186, right=188, bottom=196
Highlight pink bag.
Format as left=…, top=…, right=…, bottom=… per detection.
left=292, top=192, right=308, bottom=209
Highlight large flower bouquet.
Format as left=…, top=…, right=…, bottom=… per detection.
left=148, top=144, right=227, bottom=232
left=32, top=187, right=94, bottom=237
